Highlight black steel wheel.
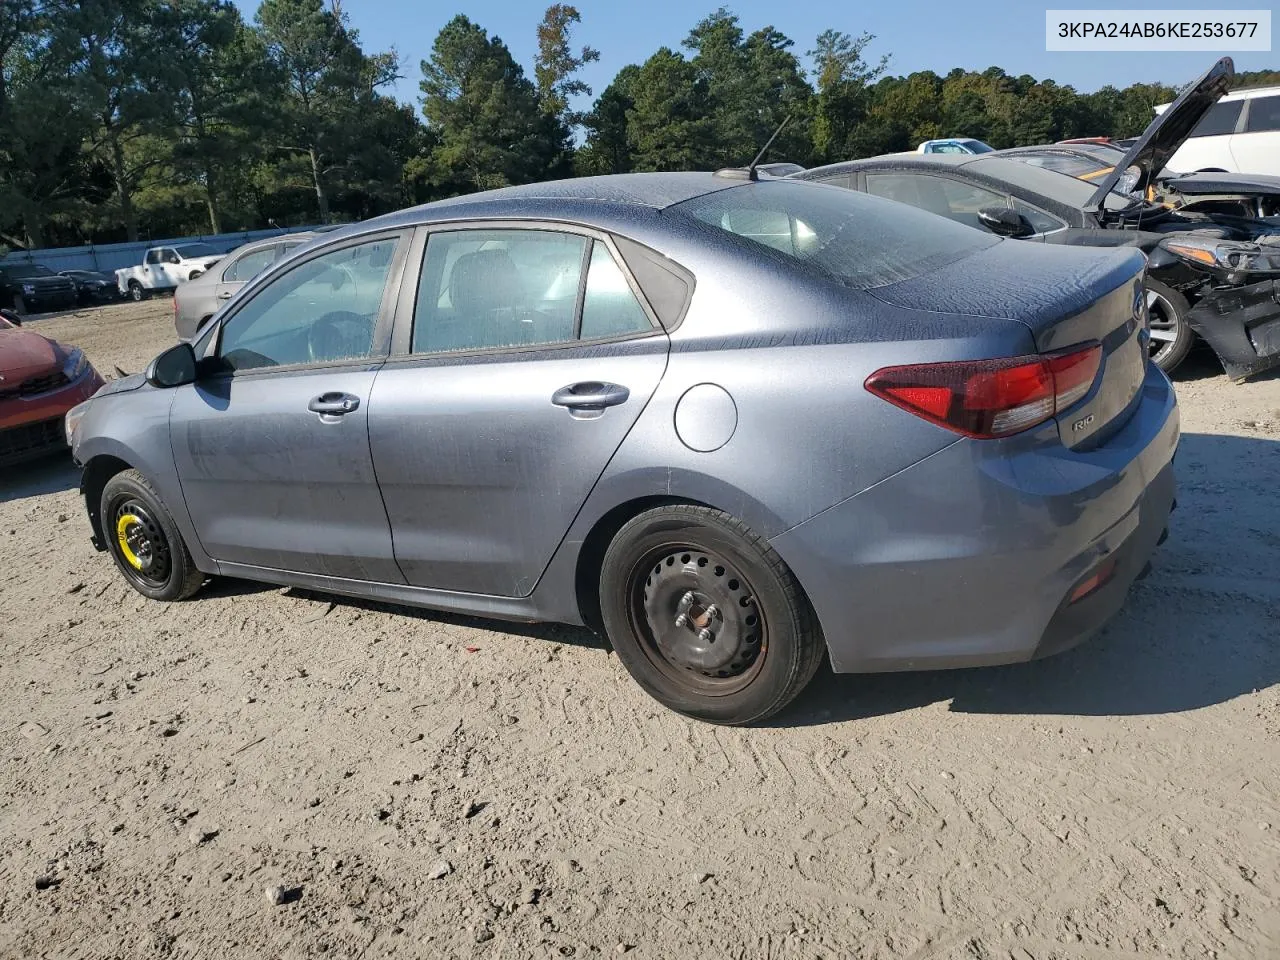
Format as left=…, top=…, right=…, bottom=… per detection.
left=633, top=545, right=767, bottom=694
left=110, top=499, right=172, bottom=589
left=101, top=469, right=205, bottom=601
left=599, top=504, right=824, bottom=725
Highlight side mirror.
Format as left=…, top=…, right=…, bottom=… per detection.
left=977, top=206, right=1033, bottom=238
left=145, top=342, right=197, bottom=388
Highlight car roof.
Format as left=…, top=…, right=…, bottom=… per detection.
left=1157, top=83, right=1280, bottom=109
left=308, top=173, right=749, bottom=257
left=793, top=153, right=1098, bottom=210
left=226, top=231, right=322, bottom=255
left=359, top=173, right=741, bottom=228
left=996, top=144, right=1118, bottom=164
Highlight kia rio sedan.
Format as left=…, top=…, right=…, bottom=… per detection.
left=65, top=173, right=1179, bottom=725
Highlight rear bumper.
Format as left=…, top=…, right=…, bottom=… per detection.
left=1187, top=278, right=1280, bottom=380
left=769, top=363, right=1179, bottom=673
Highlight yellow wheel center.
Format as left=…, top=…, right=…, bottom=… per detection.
left=115, top=513, right=145, bottom=570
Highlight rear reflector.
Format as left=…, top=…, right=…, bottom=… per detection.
left=865, top=344, right=1103, bottom=439
left=1069, top=556, right=1117, bottom=604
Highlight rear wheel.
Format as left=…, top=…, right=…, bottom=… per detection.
left=1145, top=279, right=1193, bottom=373
left=599, top=505, right=824, bottom=725
left=101, top=470, right=204, bottom=601
left=128, top=280, right=146, bottom=302
left=188, top=270, right=203, bottom=281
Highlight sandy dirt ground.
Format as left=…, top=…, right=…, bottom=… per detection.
left=1, top=300, right=1278, bottom=959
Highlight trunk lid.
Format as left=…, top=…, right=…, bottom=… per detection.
left=868, top=239, right=1150, bottom=448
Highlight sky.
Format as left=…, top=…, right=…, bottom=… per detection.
left=231, top=0, right=1276, bottom=115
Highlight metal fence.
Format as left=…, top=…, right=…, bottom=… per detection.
left=0, top=225, right=327, bottom=275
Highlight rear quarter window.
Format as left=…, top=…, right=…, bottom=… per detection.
left=673, top=180, right=1000, bottom=289
left=1244, top=95, right=1280, bottom=133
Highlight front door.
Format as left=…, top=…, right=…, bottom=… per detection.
left=171, top=232, right=408, bottom=582
left=369, top=226, right=669, bottom=597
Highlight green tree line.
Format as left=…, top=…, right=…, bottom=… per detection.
left=2, top=1, right=1275, bottom=249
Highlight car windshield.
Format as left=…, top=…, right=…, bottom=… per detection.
left=174, top=243, right=218, bottom=258
left=673, top=180, right=1000, bottom=289
left=1, top=263, right=56, bottom=279
left=961, top=140, right=994, bottom=153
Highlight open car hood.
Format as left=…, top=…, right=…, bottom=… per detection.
left=1162, top=171, right=1280, bottom=198
left=1086, top=57, right=1234, bottom=216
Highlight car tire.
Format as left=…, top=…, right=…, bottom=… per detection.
left=188, top=270, right=203, bottom=281
left=599, top=504, right=825, bottom=725
left=1144, top=279, right=1193, bottom=373
left=101, top=469, right=205, bottom=602
left=128, top=281, right=146, bottom=302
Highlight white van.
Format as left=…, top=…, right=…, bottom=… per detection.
left=1157, top=86, right=1280, bottom=176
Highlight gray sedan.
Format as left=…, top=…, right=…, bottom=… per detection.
left=65, top=173, right=1178, bottom=724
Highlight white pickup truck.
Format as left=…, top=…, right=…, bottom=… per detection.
left=115, top=243, right=225, bottom=301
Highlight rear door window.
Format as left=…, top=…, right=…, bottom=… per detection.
left=865, top=173, right=1008, bottom=230
left=1189, top=100, right=1243, bottom=137
left=412, top=230, right=655, bottom=354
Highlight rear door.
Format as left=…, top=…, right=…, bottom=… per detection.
left=1167, top=99, right=1244, bottom=172
left=368, top=224, right=669, bottom=597
left=1230, top=95, right=1280, bottom=175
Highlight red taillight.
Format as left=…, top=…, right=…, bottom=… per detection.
left=865, top=344, right=1103, bottom=440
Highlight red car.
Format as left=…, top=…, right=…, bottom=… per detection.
left=0, top=310, right=104, bottom=466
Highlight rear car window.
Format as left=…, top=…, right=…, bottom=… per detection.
left=673, top=180, right=999, bottom=289
left=1189, top=100, right=1243, bottom=138
left=1244, top=95, right=1280, bottom=134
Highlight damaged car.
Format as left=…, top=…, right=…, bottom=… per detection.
left=997, top=143, right=1280, bottom=219
left=792, top=57, right=1280, bottom=380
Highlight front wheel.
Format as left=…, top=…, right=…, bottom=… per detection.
left=1145, top=278, right=1193, bottom=373
left=101, top=469, right=205, bottom=601
left=599, top=505, right=825, bottom=725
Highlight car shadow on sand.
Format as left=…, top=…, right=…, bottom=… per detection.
left=769, top=430, right=1280, bottom=727
left=0, top=455, right=79, bottom=503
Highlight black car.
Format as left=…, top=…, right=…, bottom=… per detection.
left=792, top=58, right=1280, bottom=380
left=998, top=143, right=1280, bottom=219
left=60, top=269, right=125, bottom=305
left=0, top=262, right=78, bottom=315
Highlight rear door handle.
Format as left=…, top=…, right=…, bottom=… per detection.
left=550, top=382, right=630, bottom=410
left=308, top=392, right=360, bottom=416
